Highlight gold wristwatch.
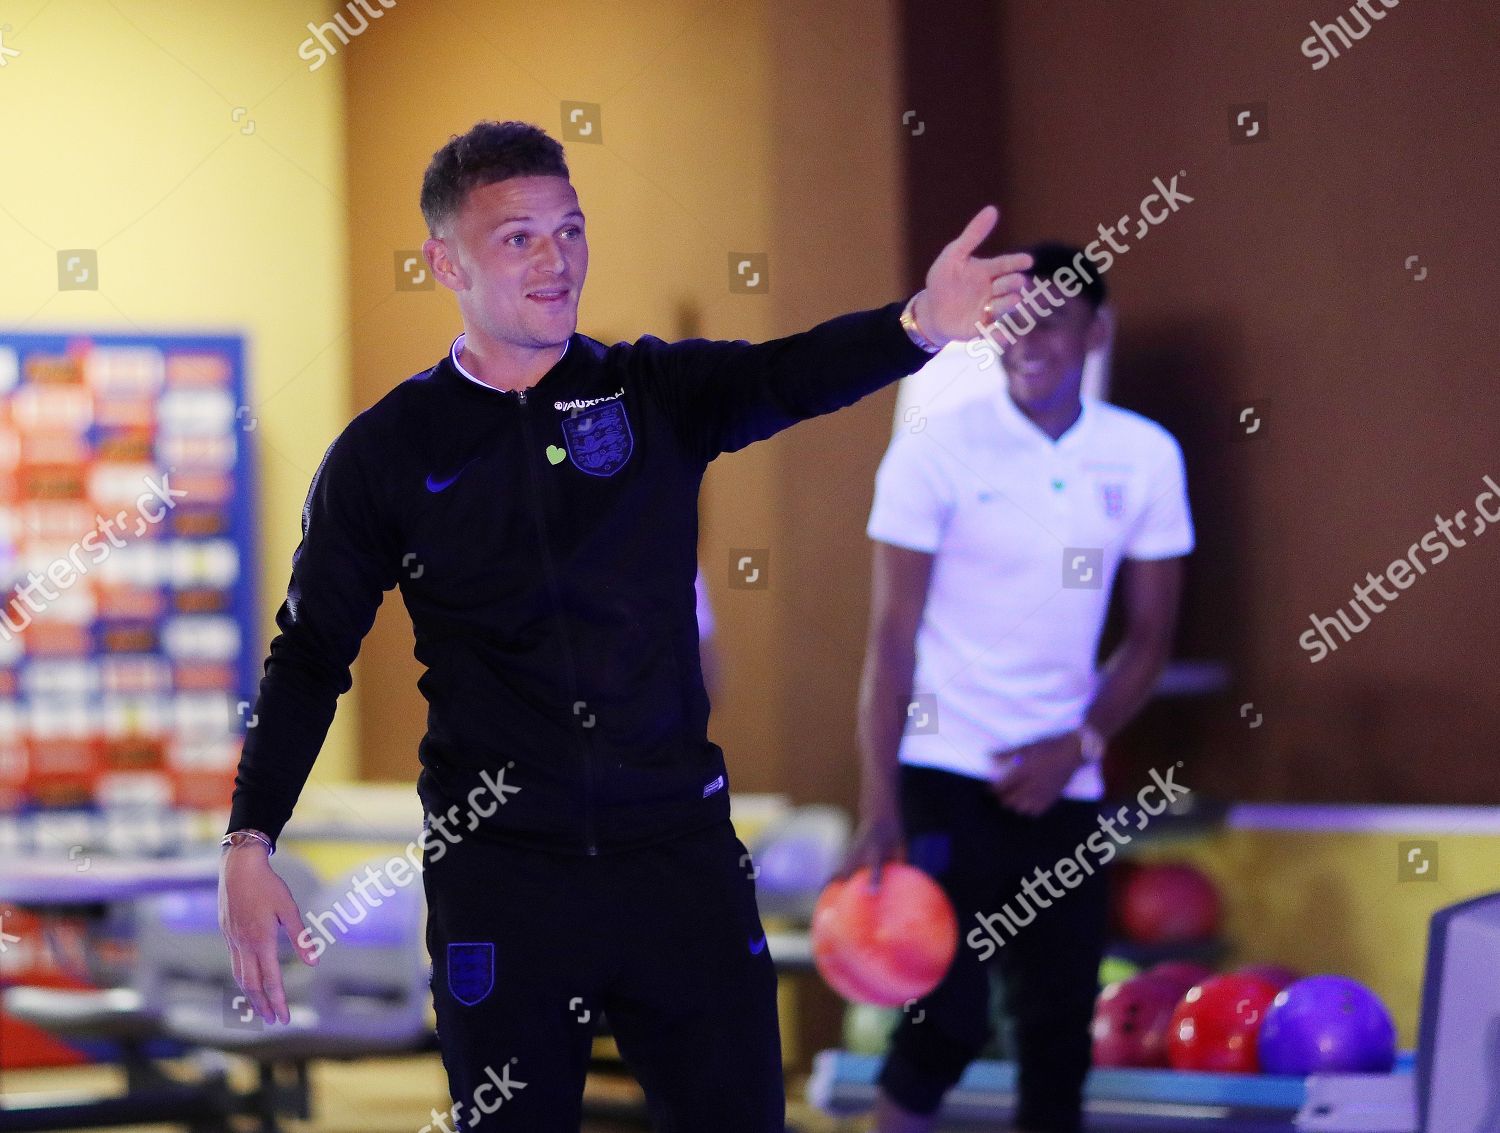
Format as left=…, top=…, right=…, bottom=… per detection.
left=900, top=292, right=942, bottom=353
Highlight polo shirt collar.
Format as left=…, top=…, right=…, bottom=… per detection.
left=449, top=333, right=570, bottom=390
left=989, top=378, right=1093, bottom=450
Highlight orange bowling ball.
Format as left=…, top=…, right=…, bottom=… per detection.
left=811, top=864, right=959, bottom=1007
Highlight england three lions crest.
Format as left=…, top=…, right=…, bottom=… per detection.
left=1099, top=481, right=1126, bottom=519
left=561, top=401, right=634, bottom=477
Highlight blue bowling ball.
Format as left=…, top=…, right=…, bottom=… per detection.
left=1257, top=975, right=1396, bottom=1074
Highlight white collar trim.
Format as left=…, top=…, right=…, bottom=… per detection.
left=450, top=333, right=570, bottom=390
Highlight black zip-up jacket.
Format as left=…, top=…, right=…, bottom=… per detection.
left=227, top=300, right=932, bottom=855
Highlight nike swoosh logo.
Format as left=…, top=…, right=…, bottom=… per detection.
left=426, top=458, right=478, bottom=493
left=748, top=934, right=768, bottom=956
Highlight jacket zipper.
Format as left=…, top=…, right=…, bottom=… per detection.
left=514, top=385, right=599, bottom=855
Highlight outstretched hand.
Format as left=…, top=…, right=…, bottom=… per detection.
left=912, top=206, right=1033, bottom=347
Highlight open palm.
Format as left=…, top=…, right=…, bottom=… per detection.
left=914, top=205, right=1034, bottom=346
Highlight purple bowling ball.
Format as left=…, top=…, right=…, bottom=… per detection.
left=1257, top=975, right=1397, bottom=1075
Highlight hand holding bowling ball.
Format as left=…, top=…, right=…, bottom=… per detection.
left=812, top=863, right=958, bottom=1006
left=838, top=799, right=906, bottom=887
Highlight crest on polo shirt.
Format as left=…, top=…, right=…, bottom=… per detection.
left=1099, top=481, right=1126, bottom=519
left=560, top=401, right=633, bottom=477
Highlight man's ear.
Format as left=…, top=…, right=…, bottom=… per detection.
left=424, top=235, right=468, bottom=292
left=1084, top=303, right=1114, bottom=354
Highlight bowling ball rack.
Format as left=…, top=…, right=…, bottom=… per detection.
left=806, top=1049, right=1420, bottom=1131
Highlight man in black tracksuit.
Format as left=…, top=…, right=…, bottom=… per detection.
left=217, top=120, right=1032, bottom=1131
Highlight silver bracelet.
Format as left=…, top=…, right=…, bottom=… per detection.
left=220, top=829, right=275, bottom=855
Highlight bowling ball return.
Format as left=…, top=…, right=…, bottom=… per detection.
left=805, top=1050, right=1420, bottom=1131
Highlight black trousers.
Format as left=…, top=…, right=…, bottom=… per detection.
left=877, top=765, right=1110, bottom=1133
left=422, top=817, right=784, bottom=1132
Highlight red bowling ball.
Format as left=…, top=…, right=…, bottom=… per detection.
left=812, top=864, right=958, bottom=1007
left=1120, top=862, right=1222, bottom=944
left=1167, top=974, right=1281, bottom=1073
left=1092, top=974, right=1185, bottom=1068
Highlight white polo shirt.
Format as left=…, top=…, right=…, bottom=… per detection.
left=866, top=381, right=1194, bottom=799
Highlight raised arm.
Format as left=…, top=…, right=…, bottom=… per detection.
left=641, top=207, right=1032, bottom=463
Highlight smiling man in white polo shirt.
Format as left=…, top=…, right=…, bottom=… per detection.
left=847, top=243, right=1194, bottom=1133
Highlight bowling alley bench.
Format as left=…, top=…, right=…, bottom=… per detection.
left=806, top=1050, right=1420, bottom=1131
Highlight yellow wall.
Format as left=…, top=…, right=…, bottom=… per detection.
left=0, top=0, right=357, bottom=785
left=1139, top=823, right=1500, bottom=1048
